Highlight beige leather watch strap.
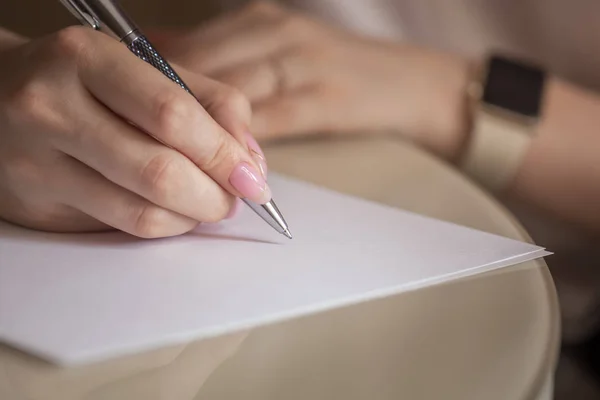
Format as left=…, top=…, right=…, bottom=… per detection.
left=459, top=108, right=534, bottom=192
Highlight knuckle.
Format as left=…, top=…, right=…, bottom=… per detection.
left=50, top=26, right=91, bottom=60
left=6, top=81, right=55, bottom=126
left=197, top=133, right=234, bottom=172
left=219, top=87, right=251, bottom=118
left=155, top=92, right=199, bottom=141
left=132, top=204, right=170, bottom=239
left=141, top=153, right=182, bottom=202
left=7, top=81, right=44, bottom=116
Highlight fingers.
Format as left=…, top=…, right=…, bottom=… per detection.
left=251, top=86, right=333, bottom=139
left=178, top=69, right=269, bottom=180
left=175, top=1, right=287, bottom=73
left=169, top=3, right=307, bottom=75
left=56, top=156, right=198, bottom=239
left=192, top=21, right=293, bottom=74
left=211, top=51, right=318, bottom=103
left=192, top=1, right=284, bottom=44
left=79, top=34, right=270, bottom=204
left=212, top=61, right=278, bottom=103
left=178, top=69, right=251, bottom=144
left=58, top=93, right=236, bottom=223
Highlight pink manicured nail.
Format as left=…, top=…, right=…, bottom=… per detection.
left=244, top=131, right=268, bottom=179
left=229, top=162, right=272, bottom=204
left=225, top=198, right=242, bottom=219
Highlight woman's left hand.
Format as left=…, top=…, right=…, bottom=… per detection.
left=152, top=1, right=471, bottom=159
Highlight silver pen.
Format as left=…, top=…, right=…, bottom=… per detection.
left=59, top=0, right=292, bottom=239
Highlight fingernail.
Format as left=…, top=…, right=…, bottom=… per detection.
left=225, top=198, right=242, bottom=219
left=244, top=131, right=268, bottom=179
left=229, top=162, right=272, bottom=204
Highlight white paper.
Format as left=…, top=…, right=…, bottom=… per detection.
left=0, top=174, right=549, bottom=366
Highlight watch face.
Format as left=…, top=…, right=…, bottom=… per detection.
left=483, top=55, right=546, bottom=118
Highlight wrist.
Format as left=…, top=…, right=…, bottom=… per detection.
left=423, top=53, right=474, bottom=162
left=402, top=47, right=473, bottom=161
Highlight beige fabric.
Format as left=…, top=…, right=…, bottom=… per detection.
left=0, top=136, right=559, bottom=400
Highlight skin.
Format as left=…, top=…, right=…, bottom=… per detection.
left=0, top=26, right=252, bottom=394
left=154, top=0, right=600, bottom=234
left=0, top=25, right=271, bottom=239
left=151, top=1, right=471, bottom=160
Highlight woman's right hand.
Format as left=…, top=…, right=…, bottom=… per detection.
left=0, top=26, right=270, bottom=238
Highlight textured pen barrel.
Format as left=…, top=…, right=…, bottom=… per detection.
left=125, top=34, right=292, bottom=238
left=127, top=35, right=193, bottom=94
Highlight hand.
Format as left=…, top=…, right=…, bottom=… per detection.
left=154, top=1, right=472, bottom=159
left=0, top=27, right=270, bottom=238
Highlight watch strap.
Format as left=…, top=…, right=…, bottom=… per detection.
left=459, top=54, right=546, bottom=192
left=459, top=109, right=532, bottom=192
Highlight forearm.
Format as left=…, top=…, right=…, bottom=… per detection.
left=434, top=59, right=600, bottom=232
left=405, top=48, right=472, bottom=162
left=0, top=27, right=27, bottom=51
left=509, top=77, right=600, bottom=232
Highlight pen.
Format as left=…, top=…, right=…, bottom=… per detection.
left=58, top=0, right=292, bottom=239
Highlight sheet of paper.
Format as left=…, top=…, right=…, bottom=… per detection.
left=0, top=174, right=549, bottom=366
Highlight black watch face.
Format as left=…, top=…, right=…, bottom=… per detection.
left=483, top=55, right=546, bottom=118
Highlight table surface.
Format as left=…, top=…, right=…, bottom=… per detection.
left=0, top=136, right=560, bottom=400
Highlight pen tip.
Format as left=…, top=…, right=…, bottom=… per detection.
left=283, top=229, right=293, bottom=239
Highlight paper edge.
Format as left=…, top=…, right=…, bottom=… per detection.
left=29, top=249, right=550, bottom=367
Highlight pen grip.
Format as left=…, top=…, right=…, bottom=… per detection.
left=127, top=35, right=193, bottom=95
left=126, top=35, right=290, bottom=237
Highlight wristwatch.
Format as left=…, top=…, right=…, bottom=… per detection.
left=460, top=54, right=547, bottom=192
